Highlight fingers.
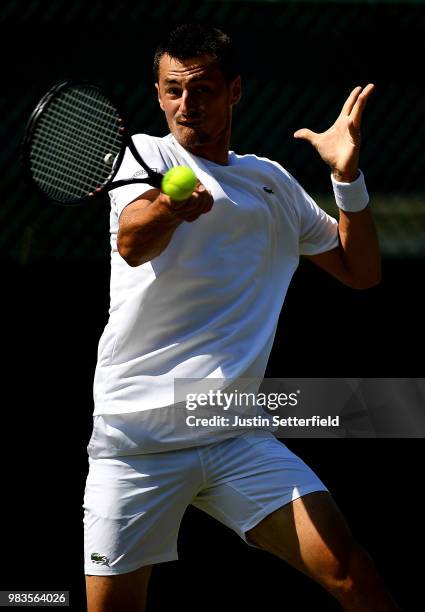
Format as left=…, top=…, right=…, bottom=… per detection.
left=181, top=186, right=214, bottom=222
left=340, top=86, right=363, bottom=117
left=350, top=83, right=375, bottom=130
left=160, top=183, right=213, bottom=222
left=340, top=83, right=375, bottom=122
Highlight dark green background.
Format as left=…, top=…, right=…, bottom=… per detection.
left=1, top=2, right=423, bottom=611
left=1, top=0, right=425, bottom=260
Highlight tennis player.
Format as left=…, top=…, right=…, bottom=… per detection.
left=83, top=24, right=400, bottom=612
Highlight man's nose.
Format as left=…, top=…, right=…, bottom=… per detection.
left=179, top=90, right=197, bottom=116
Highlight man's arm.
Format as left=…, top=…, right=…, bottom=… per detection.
left=306, top=205, right=381, bottom=290
left=117, top=184, right=213, bottom=267
left=294, top=84, right=380, bottom=290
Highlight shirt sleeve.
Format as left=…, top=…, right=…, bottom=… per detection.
left=109, top=134, right=168, bottom=218
left=279, top=169, right=338, bottom=256
left=294, top=179, right=339, bottom=256
left=266, top=159, right=339, bottom=256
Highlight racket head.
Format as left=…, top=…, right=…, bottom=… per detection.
left=22, top=80, right=126, bottom=206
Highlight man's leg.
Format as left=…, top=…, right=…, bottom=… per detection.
left=85, top=565, right=152, bottom=612
left=246, top=491, right=400, bottom=612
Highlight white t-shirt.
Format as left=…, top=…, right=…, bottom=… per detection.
left=88, top=133, right=339, bottom=457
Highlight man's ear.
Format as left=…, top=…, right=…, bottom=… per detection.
left=230, top=75, right=242, bottom=106
left=155, top=83, right=165, bottom=111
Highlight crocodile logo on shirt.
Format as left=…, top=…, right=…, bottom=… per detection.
left=263, top=186, right=274, bottom=194
left=91, top=552, right=110, bottom=565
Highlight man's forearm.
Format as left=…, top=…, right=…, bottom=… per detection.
left=118, top=198, right=182, bottom=267
left=338, top=205, right=381, bottom=289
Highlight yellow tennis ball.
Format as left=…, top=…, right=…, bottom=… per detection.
left=161, top=166, right=197, bottom=201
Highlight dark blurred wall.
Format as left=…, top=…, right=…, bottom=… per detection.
left=1, top=0, right=425, bottom=261
left=1, top=2, right=424, bottom=611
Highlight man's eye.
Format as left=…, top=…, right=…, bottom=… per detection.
left=167, top=88, right=180, bottom=96
left=195, top=86, right=210, bottom=94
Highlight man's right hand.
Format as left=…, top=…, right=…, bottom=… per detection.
left=158, top=182, right=214, bottom=223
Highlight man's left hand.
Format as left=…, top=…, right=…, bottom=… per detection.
left=293, top=84, right=375, bottom=183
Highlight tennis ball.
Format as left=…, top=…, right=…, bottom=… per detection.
left=161, top=166, right=197, bottom=201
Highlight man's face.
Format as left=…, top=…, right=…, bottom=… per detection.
left=156, top=53, right=241, bottom=154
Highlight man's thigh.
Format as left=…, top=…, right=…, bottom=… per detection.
left=192, top=432, right=328, bottom=544
left=83, top=451, right=203, bottom=575
left=86, top=565, right=152, bottom=612
left=246, top=490, right=355, bottom=579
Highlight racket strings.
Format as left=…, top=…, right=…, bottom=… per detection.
left=28, top=162, right=103, bottom=196
left=30, top=86, right=123, bottom=202
left=32, top=121, right=119, bottom=183
left=32, top=122, right=110, bottom=195
left=63, top=89, right=121, bottom=122
left=40, top=94, right=122, bottom=149
left=35, top=107, right=120, bottom=159
left=32, top=119, right=118, bottom=198
left=35, top=89, right=121, bottom=191
left=31, top=144, right=110, bottom=183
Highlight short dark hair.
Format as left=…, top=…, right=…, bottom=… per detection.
left=153, top=23, right=239, bottom=83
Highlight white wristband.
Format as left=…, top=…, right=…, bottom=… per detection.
left=331, top=169, right=369, bottom=212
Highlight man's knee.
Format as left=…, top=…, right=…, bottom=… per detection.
left=317, top=541, right=379, bottom=597
left=245, top=492, right=375, bottom=592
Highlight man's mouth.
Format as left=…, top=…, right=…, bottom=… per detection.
left=178, top=120, right=203, bottom=128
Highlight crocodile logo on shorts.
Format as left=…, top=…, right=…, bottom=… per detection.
left=91, top=552, right=109, bottom=565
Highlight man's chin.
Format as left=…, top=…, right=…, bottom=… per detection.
left=173, top=127, right=209, bottom=148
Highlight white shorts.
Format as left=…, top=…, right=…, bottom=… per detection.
left=83, top=431, right=327, bottom=575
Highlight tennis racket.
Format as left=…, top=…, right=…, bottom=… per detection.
left=22, top=80, right=164, bottom=206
